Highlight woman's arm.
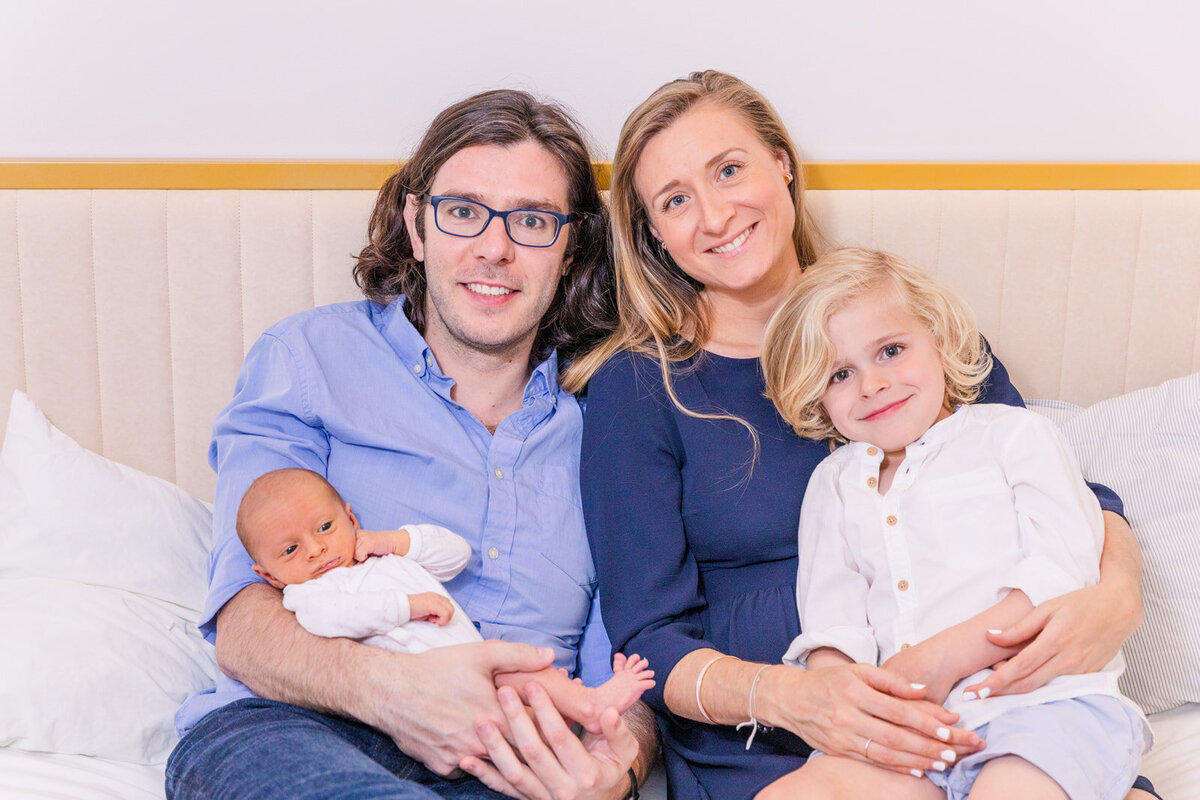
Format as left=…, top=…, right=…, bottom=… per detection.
left=976, top=511, right=1143, bottom=696
left=973, top=348, right=1145, bottom=696
left=662, top=648, right=981, bottom=776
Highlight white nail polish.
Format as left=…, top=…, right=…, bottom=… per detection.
left=933, top=760, right=948, bottom=771
left=978, top=687, right=991, bottom=699
left=910, top=769, right=924, bottom=777
left=910, top=683, right=926, bottom=690
left=987, top=628, right=1003, bottom=635
left=962, top=690, right=977, bottom=701
left=940, top=749, right=956, bottom=762
left=936, top=727, right=951, bottom=741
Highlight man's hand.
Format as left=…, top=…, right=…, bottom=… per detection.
left=355, top=641, right=556, bottom=776
left=409, top=591, right=455, bottom=625
left=460, top=682, right=638, bottom=800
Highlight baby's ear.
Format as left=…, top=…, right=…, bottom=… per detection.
left=345, top=502, right=359, bottom=532
left=252, top=563, right=287, bottom=590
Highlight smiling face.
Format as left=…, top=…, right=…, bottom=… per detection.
left=241, top=474, right=360, bottom=589
left=634, top=101, right=801, bottom=310
left=403, top=140, right=572, bottom=364
left=821, top=286, right=953, bottom=460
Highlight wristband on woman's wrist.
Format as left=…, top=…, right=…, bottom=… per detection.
left=622, top=766, right=639, bottom=799
left=735, top=664, right=771, bottom=750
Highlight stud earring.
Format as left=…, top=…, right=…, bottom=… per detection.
left=784, top=172, right=793, bottom=185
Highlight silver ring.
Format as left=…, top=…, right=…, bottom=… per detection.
left=864, top=737, right=873, bottom=756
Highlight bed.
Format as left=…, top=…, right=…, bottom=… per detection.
left=1, top=161, right=1198, bottom=798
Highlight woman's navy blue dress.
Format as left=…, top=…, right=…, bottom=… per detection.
left=580, top=349, right=1153, bottom=800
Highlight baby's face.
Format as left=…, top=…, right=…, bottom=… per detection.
left=246, top=488, right=359, bottom=589
left=821, top=286, right=951, bottom=458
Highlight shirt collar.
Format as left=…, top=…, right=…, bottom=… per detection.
left=841, top=405, right=969, bottom=464
left=375, top=296, right=562, bottom=409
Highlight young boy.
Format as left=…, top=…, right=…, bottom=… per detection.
left=236, top=467, right=653, bottom=734
left=757, top=248, right=1148, bottom=800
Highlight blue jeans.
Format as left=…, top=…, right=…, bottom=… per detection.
left=166, top=698, right=509, bottom=799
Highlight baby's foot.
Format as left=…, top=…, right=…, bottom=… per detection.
left=573, top=654, right=655, bottom=735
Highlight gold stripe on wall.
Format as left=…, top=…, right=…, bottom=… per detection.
left=4, top=160, right=1200, bottom=191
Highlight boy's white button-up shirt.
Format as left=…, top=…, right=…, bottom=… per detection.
left=784, top=403, right=1145, bottom=732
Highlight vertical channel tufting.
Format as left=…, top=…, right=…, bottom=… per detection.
left=312, top=190, right=321, bottom=309
left=88, top=191, right=105, bottom=455
left=1124, top=196, right=1145, bottom=394
left=15, top=191, right=29, bottom=394
left=238, top=191, right=246, bottom=358
left=1059, top=193, right=1079, bottom=400
left=164, top=190, right=178, bottom=486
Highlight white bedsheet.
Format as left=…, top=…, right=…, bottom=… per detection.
left=1141, top=703, right=1200, bottom=798
left=1, top=704, right=1192, bottom=800
left=0, top=749, right=164, bottom=800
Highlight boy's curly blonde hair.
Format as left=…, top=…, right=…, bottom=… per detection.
left=762, top=247, right=993, bottom=443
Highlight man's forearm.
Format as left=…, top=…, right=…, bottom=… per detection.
left=215, top=582, right=387, bottom=721
left=620, top=700, right=659, bottom=798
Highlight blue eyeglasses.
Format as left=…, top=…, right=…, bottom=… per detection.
left=420, top=194, right=582, bottom=248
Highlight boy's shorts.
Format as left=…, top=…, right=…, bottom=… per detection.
left=925, top=695, right=1145, bottom=800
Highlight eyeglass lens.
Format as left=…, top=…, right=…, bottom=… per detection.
left=434, top=198, right=561, bottom=246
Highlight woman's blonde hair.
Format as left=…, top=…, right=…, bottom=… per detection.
left=762, top=247, right=993, bottom=443
left=560, top=70, right=823, bottom=397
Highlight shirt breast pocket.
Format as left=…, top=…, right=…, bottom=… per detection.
left=926, top=468, right=1019, bottom=570
left=520, top=464, right=596, bottom=593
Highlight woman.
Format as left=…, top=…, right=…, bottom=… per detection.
left=563, top=71, right=1158, bottom=800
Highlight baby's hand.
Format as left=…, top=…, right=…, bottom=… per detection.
left=409, top=592, right=454, bottom=626
left=355, top=528, right=411, bottom=562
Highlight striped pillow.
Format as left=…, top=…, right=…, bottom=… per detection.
left=1033, top=373, right=1200, bottom=714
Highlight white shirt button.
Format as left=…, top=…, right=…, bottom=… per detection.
left=412, top=363, right=423, bottom=374
left=494, top=467, right=504, bottom=479
left=487, top=547, right=499, bottom=560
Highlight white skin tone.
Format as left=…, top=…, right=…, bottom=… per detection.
left=629, top=100, right=1149, bottom=797
left=757, top=290, right=1070, bottom=797
left=216, top=140, right=655, bottom=800
left=242, top=473, right=655, bottom=736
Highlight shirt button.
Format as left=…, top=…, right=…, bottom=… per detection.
left=867, top=477, right=878, bottom=488
left=897, top=579, right=910, bottom=591
left=493, top=467, right=504, bottom=479
left=487, top=547, right=499, bottom=560
left=412, top=363, right=423, bottom=374
left=866, top=446, right=878, bottom=456
left=886, top=515, right=898, bottom=526
left=900, top=643, right=912, bottom=650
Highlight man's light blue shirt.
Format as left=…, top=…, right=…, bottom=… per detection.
left=176, top=298, right=610, bottom=734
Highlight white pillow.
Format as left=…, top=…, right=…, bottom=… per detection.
left=0, top=391, right=211, bottom=608
left=1034, top=373, right=1200, bottom=714
left=0, top=391, right=218, bottom=763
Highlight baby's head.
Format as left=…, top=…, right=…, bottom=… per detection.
left=236, top=468, right=359, bottom=589
left=763, top=247, right=992, bottom=451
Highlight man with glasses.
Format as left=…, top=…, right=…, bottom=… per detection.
left=167, top=90, right=656, bottom=800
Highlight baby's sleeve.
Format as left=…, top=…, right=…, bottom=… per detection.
left=282, top=567, right=413, bottom=639
left=402, top=523, right=472, bottom=582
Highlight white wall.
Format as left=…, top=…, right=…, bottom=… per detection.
left=3, top=0, right=1198, bottom=161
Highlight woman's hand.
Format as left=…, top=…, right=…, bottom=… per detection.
left=975, top=579, right=1140, bottom=697
left=973, top=510, right=1143, bottom=698
left=461, top=682, right=638, bottom=800
left=757, top=664, right=984, bottom=776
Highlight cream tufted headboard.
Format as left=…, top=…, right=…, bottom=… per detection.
left=3, top=163, right=1199, bottom=501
